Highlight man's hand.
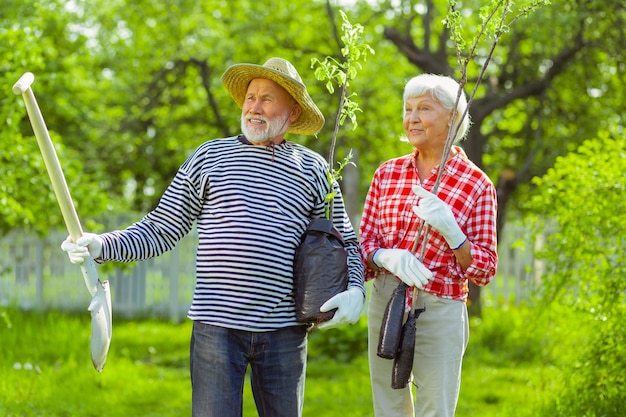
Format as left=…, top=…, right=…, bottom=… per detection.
left=412, top=185, right=467, bottom=250
left=317, top=287, right=364, bottom=330
left=373, top=248, right=433, bottom=288
left=61, top=233, right=103, bottom=264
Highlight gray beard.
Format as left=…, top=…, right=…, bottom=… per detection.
left=241, top=112, right=290, bottom=144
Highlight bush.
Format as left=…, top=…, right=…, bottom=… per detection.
left=307, top=315, right=368, bottom=364
left=524, top=134, right=626, bottom=416
left=468, top=305, right=553, bottom=366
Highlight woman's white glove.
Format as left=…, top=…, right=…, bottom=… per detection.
left=317, top=287, right=365, bottom=330
left=373, top=248, right=433, bottom=289
left=61, top=233, right=103, bottom=264
left=412, top=185, right=467, bottom=250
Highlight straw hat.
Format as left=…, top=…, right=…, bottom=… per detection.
left=222, top=57, right=325, bottom=135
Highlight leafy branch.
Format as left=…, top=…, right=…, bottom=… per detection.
left=412, top=0, right=551, bottom=255
left=442, top=0, right=551, bottom=172
left=311, top=10, right=374, bottom=219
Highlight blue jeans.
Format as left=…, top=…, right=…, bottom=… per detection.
left=190, top=321, right=308, bottom=417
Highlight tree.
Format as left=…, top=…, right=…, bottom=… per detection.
left=3, top=0, right=345, bottom=232
left=65, top=0, right=361, bottom=214
left=366, top=0, right=625, bottom=224
left=3, top=1, right=625, bottom=266
left=0, top=0, right=108, bottom=236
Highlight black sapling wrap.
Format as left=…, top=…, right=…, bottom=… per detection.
left=293, top=218, right=349, bottom=324
left=377, top=281, right=408, bottom=359
left=391, top=305, right=426, bottom=389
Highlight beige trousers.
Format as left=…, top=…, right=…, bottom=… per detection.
left=367, top=274, right=469, bottom=417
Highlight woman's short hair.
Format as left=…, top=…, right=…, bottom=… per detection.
left=403, top=74, right=471, bottom=142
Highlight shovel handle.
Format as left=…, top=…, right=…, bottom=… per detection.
left=13, top=72, right=83, bottom=241
left=13, top=72, right=99, bottom=296
left=12, top=72, right=35, bottom=94
left=14, top=73, right=112, bottom=371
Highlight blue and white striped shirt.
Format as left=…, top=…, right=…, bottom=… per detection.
left=99, top=136, right=364, bottom=331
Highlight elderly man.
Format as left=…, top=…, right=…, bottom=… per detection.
left=62, top=57, right=365, bottom=417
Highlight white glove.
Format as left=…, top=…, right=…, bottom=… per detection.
left=412, top=185, right=467, bottom=250
left=61, top=233, right=103, bottom=264
left=373, top=248, right=433, bottom=289
left=317, top=287, right=365, bottom=330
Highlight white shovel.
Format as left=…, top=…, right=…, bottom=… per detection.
left=13, top=72, right=112, bottom=372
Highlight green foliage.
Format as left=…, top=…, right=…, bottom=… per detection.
left=1, top=1, right=62, bottom=235
left=312, top=10, right=374, bottom=130
left=308, top=314, right=368, bottom=363
left=2, top=0, right=625, bottom=244
left=1, top=0, right=120, bottom=236
left=459, top=304, right=560, bottom=416
left=311, top=10, right=373, bottom=218
left=444, top=0, right=550, bottom=150
left=523, top=134, right=626, bottom=416
left=468, top=306, right=552, bottom=366
left=544, top=307, right=626, bottom=416
left=526, top=134, right=626, bottom=306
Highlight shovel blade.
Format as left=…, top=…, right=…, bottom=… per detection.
left=88, top=280, right=112, bottom=372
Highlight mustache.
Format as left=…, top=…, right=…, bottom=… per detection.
left=244, top=114, right=270, bottom=124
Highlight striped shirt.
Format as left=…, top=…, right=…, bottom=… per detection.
left=359, top=146, right=497, bottom=301
left=99, top=135, right=365, bottom=331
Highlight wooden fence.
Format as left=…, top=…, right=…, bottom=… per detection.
left=0, top=223, right=538, bottom=322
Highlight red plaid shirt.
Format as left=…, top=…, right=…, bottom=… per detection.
left=359, top=147, right=498, bottom=302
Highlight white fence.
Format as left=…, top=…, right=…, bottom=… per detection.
left=0, top=224, right=537, bottom=322
left=0, top=229, right=198, bottom=322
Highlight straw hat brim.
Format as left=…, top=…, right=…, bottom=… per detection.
left=222, top=63, right=325, bottom=135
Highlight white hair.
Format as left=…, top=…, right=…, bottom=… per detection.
left=403, top=74, right=471, bottom=143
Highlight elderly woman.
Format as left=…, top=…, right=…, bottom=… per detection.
left=359, top=74, right=498, bottom=417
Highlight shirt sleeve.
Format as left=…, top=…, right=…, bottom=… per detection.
left=359, top=166, right=383, bottom=280
left=100, top=149, right=205, bottom=262
left=463, top=180, right=498, bottom=287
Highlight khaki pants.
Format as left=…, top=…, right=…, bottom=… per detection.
left=367, top=274, right=469, bottom=417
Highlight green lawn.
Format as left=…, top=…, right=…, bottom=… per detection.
left=0, top=305, right=558, bottom=417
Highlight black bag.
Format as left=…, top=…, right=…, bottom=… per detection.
left=293, top=218, right=349, bottom=324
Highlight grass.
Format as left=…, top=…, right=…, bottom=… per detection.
left=0, top=310, right=190, bottom=417
left=0, top=304, right=562, bottom=417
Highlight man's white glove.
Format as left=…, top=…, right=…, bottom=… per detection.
left=412, top=185, right=467, bottom=250
left=317, top=287, right=364, bottom=330
left=373, top=248, right=433, bottom=289
left=61, top=233, right=103, bottom=264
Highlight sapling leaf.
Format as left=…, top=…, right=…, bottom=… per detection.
left=312, top=11, right=374, bottom=219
